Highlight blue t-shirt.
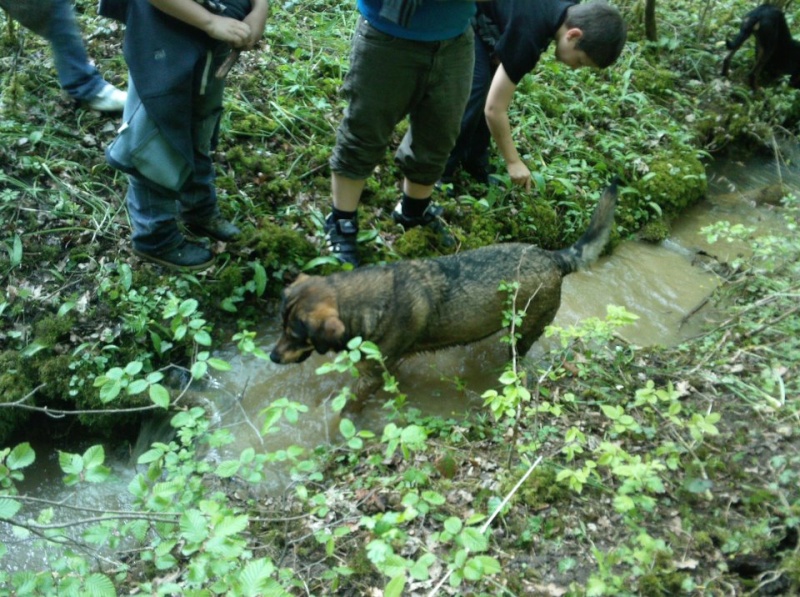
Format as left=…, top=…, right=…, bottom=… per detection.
left=357, top=0, right=475, bottom=41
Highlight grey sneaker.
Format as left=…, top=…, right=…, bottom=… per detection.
left=132, top=239, right=214, bottom=271
left=184, top=215, right=241, bottom=242
left=87, top=83, right=127, bottom=112
left=391, top=202, right=455, bottom=247
left=324, top=213, right=359, bottom=266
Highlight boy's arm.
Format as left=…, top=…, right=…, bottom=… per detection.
left=242, top=0, right=269, bottom=50
left=148, top=0, right=252, bottom=47
left=484, top=64, right=531, bottom=191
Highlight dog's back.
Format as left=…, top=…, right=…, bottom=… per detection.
left=271, top=182, right=617, bottom=369
left=722, top=4, right=800, bottom=88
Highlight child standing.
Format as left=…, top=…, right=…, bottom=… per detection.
left=324, top=0, right=477, bottom=267
left=105, top=0, right=268, bottom=270
left=443, top=0, right=626, bottom=191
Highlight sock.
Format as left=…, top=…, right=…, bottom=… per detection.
left=331, top=207, right=357, bottom=222
left=400, top=194, right=431, bottom=218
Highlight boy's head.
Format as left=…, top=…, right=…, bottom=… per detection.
left=555, top=1, right=627, bottom=70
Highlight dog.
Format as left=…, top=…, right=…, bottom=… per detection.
left=721, top=4, right=800, bottom=90
left=270, top=181, right=618, bottom=410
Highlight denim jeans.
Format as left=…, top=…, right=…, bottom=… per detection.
left=120, top=48, right=228, bottom=253
left=46, top=0, right=106, bottom=101
left=443, top=36, right=495, bottom=179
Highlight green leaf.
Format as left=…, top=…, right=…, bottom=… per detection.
left=99, top=379, right=122, bottom=403
left=191, top=361, right=208, bottom=380
left=124, top=361, right=144, bottom=376
left=194, top=330, right=212, bottom=346
left=83, top=573, right=116, bottom=597
left=444, top=517, right=462, bottom=535
left=384, top=574, right=406, bottom=597
left=215, top=514, right=248, bottom=537
left=149, top=383, right=171, bottom=409
left=458, top=528, right=488, bottom=552
left=339, top=418, right=356, bottom=439
left=83, top=445, right=105, bottom=469
left=57, top=301, right=75, bottom=317
left=422, top=491, right=445, bottom=505
left=7, top=442, right=35, bottom=470
left=59, top=451, right=83, bottom=475
left=178, top=299, right=199, bottom=317
left=85, top=464, right=111, bottom=484
left=0, top=498, right=21, bottom=518
left=238, top=558, right=277, bottom=597
left=253, top=262, right=268, bottom=296
left=180, top=509, right=209, bottom=544
left=127, top=379, right=149, bottom=395
left=207, top=358, right=232, bottom=371
left=215, top=460, right=241, bottom=478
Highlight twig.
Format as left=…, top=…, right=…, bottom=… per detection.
left=427, top=455, right=543, bottom=596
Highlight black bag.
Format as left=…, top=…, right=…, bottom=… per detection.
left=98, top=0, right=128, bottom=24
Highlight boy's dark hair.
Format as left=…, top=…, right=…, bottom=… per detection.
left=565, top=1, right=627, bottom=68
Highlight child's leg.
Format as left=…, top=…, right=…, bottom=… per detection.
left=126, top=175, right=183, bottom=253
left=46, top=0, right=106, bottom=101
left=444, top=37, right=494, bottom=181
left=397, top=27, right=475, bottom=186
left=179, top=46, right=229, bottom=222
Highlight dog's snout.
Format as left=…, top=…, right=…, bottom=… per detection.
left=269, top=349, right=282, bottom=364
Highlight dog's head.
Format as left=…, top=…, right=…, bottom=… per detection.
left=269, top=274, right=348, bottom=365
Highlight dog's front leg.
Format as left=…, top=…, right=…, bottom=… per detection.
left=343, top=361, right=385, bottom=413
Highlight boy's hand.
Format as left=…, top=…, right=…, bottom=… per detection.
left=507, top=160, right=532, bottom=191
left=240, top=0, right=269, bottom=50
left=206, top=15, right=252, bottom=47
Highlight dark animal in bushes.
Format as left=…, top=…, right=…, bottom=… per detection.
left=269, top=181, right=618, bottom=411
left=721, top=4, right=800, bottom=90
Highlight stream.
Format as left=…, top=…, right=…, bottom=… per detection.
left=2, top=148, right=797, bottom=572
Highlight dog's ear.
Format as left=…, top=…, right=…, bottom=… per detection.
left=311, top=316, right=346, bottom=354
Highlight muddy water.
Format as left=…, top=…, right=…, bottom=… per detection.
left=2, top=150, right=796, bottom=570
left=206, top=156, right=795, bottom=482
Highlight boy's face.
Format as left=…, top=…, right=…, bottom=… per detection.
left=555, top=28, right=598, bottom=70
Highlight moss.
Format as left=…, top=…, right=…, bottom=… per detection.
left=503, top=464, right=571, bottom=510
left=631, top=66, right=681, bottom=96
left=634, top=150, right=707, bottom=219
left=240, top=220, right=317, bottom=285
left=637, top=570, right=688, bottom=595
left=37, top=355, right=74, bottom=404
left=639, top=218, right=671, bottom=243
left=33, top=314, right=75, bottom=347
left=0, top=351, right=32, bottom=443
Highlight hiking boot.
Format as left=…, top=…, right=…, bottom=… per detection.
left=184, top=215, right=241, bottom=242
left=87, top=83, right=127, bottom=112
left=324, top=213, right=359, bottom=266
left=132, top=238, right=215, bottom=271
left=391, top=202, right=455, bottom=247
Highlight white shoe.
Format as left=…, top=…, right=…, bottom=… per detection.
left=87, top=83, right=127, bottom=112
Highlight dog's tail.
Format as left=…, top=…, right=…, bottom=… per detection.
left=552, top=179, right=618, bottom=275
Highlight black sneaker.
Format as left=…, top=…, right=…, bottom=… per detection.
left=391, top=202, right=455, bottom=247
left=132, top=238, right=215, bottom=271
left=184, top=215, right=241, bottom=242
left=324, top=214, right=359, bottom=266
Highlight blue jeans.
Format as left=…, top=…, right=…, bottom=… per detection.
left=443, top=36, right=495, bottom=180
left=119, top=49, right=227, bottom=253
left=46, top=0, right=106, bottom=101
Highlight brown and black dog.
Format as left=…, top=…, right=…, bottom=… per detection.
left=270, top=180, right=618, bottom=410
left=721, top=4, right=800, bottom=90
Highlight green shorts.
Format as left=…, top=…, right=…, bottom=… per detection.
left=330, top=17, right=474, bottom=185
